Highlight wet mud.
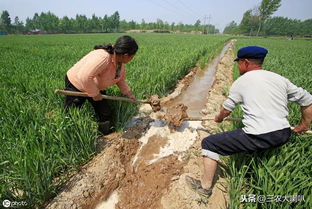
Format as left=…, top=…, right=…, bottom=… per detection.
left=164, top=103, right=188, bottom=127
left=116, top=155, right=185, bottom=209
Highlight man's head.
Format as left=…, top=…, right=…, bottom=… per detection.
left=234, top=46, right=268, bottom=75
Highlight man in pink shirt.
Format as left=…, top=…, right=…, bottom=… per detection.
left=64, top=35, right=138, bottom=135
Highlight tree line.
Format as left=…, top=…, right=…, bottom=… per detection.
left=223, top=0, right=312, bottom=36
left=224, top=17, right=312, bottom=36
left=0, top=10, right=219, bottom=34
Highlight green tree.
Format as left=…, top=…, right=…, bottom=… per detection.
left=171, top=22, right=175, bottom=31
left=90, top=14, right=100, bottom=32
left=263, top=16, right=286, bottom=35
left=59, top=16, right=73, bottom=33
left=119, top=19, right=130, bottom=31
left=194, top=19, right=201, bottom=31
left=239, top=10, right=252, bottom=34
left=178, top=22, right=184, bottom=31
left=2, top=10, right=221, bottom=34
left=302, top=19, right=312, bottom=35
left=223, top=21, right=238, bottom=34
left=110, top=11, right=120, bottom=32
left=25, top=17, right=34, bottom=31
left=164, top=21, right=170, bottom=30
left=75, top=14, right=88, bottom=32
left=13, top=16, right=24, bottom=33
left=257, top=0, right=281, bottom=36
left=239, top=8, right=260, bottom=36
left=101, top=15, right=109, bottom=32
left=38, top=12, right=59, bottom=33
left=140, top=19, right=146, bottom=30
left=156, top=19, right=164, bottom=30
left=0, top=10, right=11, bottom=32
left=24, top=13, right=40, bottom=31
left=128, top=20, right=137, bottom=30
left=33, top=13, right=40, bottom=29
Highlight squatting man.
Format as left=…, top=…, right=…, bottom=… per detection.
left=186, top=46, right=312, bottom=196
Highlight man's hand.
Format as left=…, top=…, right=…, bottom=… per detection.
left=214, top=114, right=224, bottom=123
left=92, top=93, right=103, bottom=101
left=214, top=107, right=232, bottom=123
left=293, top=124, right=310, bottom=134
left=294, top=104, right=312, bottom=134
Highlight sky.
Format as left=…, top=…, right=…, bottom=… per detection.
left=1, top=0, right=312, bottom=32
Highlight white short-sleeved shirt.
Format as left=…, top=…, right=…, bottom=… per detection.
left=223, top=70, right=312, bottom=134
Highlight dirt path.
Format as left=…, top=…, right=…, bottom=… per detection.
left=45, top=40, right=235, bottom=209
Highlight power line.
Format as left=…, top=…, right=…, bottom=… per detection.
left=146, top=0, right=200, bottom=24
left=175, top=0, right=215, bottom=27
left=146, top=0, right=188, bottom=20
left=161, top=0, right=195, bottom=17
left=176, top=0, right=200, bottom=17
left=144, top=0, right=215, bottom=27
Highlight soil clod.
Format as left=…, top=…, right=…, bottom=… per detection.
left=148, top=94, right=161, bottom=112
left=164, top=103, right=189, bottom=127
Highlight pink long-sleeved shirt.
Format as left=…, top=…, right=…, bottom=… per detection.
left=67, top=49, right=131, bottom=97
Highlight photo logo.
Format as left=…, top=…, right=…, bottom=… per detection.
left=2, top=199, right=11, bottom=208
left=2, top=199, right=28, bottom=208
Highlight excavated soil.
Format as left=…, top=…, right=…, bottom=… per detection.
left=163, top=103, right=189, bottom=127
left=116, top=155, right=185, bottom=209
left=45, top=40, right=235, bottom=209
left=148, top=94, right=161, bottom=112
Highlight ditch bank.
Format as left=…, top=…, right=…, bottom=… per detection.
left=45, top=39, right=236, bottom=209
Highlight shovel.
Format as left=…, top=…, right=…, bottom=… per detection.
left=183, top=117, right=312, bottom=134
left=184, top=117, right=242, bottom=122
left=55, top=89, right=161, bottom=111
left=55, top=89, right=147, bottom=103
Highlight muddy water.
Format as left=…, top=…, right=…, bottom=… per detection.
left=167, top=41, right=232, bottom=117
left=94, top=42, right=233, bottom=209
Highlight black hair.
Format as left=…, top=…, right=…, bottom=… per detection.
left=94, top=35, right=138, bottom=55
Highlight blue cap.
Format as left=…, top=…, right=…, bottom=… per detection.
left=234, top=46, right=268, bottom=62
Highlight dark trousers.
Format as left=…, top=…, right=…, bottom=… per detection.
left=202, top=128, right=291, bottom=156
left=64, top=75, right=113, bottom=134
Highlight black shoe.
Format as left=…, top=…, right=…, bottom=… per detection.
left=185, top=176, right=212, bottom=197
left=98, top=121, right=114, bottom=135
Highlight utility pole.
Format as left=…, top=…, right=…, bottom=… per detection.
left=203, top=15, right=212, bottom=34
left=203, top=15, right=208, bottom=34
left=207, top=15, right=211, bottom=34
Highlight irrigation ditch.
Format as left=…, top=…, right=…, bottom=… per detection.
left=45, top=39, right=236, bottom=209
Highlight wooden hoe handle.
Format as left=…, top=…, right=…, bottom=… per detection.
left=55, top=89, right=148, bottom=103
left=184, top=117, right=312, bottom=135
left=184, top=117, right=242, bottom=122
